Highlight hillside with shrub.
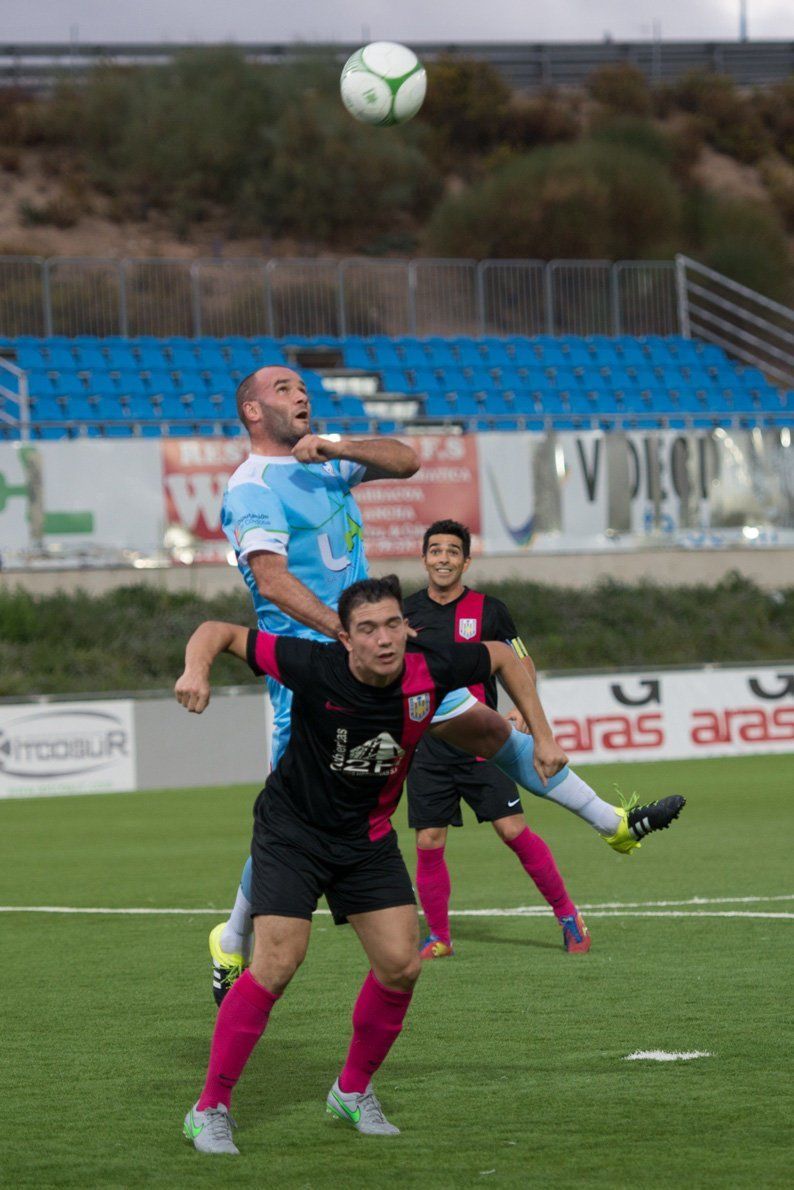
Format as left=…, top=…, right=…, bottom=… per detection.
left=1, top=52, right=793, bottom=299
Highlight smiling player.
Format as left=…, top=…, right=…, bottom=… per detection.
left=406, top=520, right=590, bottom=955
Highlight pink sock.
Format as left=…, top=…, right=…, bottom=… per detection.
left=338, top=971, right=413, bottom=1094
left=416, top=844, right=452, bottom=946
left=505, top=827, right=577, bottom=920
left=197, top=969, right=280, bottom=1110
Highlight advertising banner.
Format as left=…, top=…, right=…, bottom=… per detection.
left=538, top=665, right=794, bottom=763
left=0, top=440, right=164, bottom=560
left=479, top=428, right=794, bottom=553
left=1, top=429, right=792, bottom=566
left=355, top=435, right=481, bottom=558
left=161, top=439, right=247, bottom=550
left=0, top=700, right=137, bottom=798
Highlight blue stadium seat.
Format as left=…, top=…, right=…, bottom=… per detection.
left=409, top=368, right=444, bottom=392
left=380, top=369, right=409, bottom=393
left=453, top=343, right=485, bottom=367
left=72, top=347, right=107, bottom=370
left=463, top=367, right=495, bottom=391
left=423, top=394, right=455, bottom=417
left=31, top=397, right=63, bottom=422
left=144, top=370, right=178, bottom=394
left=137, top=347, right=170, bottom=371
left=114, top=372, right=149, bottom=396
left=194, top=346, right=227, bottom=369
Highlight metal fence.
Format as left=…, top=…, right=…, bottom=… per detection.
left=0, top=257, right=681, bottom=340
left=676, top=255, right=794, bottom=391
left=3, top=40, right=794, bottom=92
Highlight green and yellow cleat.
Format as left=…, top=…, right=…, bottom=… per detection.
left=602, top=794, right=687, bottom=855
left=209, top=923, right=245, bottom=1008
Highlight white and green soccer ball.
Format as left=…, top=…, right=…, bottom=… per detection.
left=340, top=41, right=427, bottom=127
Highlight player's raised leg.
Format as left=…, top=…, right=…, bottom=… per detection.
left=185, top=913, right=309, bottom=1155
left=328, top=904, right=421, bottom=1136
left=433, top=706, right=685, bottom=853
left=209, top=858, right=254, bottom=1007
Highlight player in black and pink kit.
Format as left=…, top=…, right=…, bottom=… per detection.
left=405, top=520, right=590, bottom=956
left=175, top=574, right=568, bottom=1154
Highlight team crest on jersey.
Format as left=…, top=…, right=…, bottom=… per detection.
left=458, top=618, right=478, bottom=640
left=408, top=694, right=431, bottom=722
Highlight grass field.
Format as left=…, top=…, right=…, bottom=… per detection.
left=2, top=754, right=793, bottom=1189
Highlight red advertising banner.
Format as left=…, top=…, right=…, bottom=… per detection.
left=355, top=435, right=481, bottom=558
left=161, top=440, right=247, bottom=558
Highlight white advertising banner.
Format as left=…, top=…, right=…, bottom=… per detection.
left=478, top=428, right=794, bottom=553
left=0, top=701, right=137, bottom=798
left=0, top=440, right=164, bottom=559
left=538, top=665, right=794, bottom=763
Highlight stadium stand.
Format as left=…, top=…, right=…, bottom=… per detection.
left=0, top=335, right=790, bottom=439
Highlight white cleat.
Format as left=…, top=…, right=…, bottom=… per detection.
left=326, top=1079, right=400, bottom=1136
left=183, top=1102, right=240, bottom=1154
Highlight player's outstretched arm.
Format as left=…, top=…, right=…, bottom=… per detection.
left=175, top=621, right=250, bottom=714
left=291, top=433, right=419, bottom=480
left=484, top=642, right=568, bottom=783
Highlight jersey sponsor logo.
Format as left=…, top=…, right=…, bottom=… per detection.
left=408, top=694, right=431, bottom=722
left=330, top=729, right=405, bottom=777
left=458, top=618, right=478, bottom=640
left=318, top=534, right=351, bottom=572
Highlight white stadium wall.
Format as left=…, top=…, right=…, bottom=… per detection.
left=1, top=665, right=791, bottom=799
left=0, top=429, right=792, bottom=569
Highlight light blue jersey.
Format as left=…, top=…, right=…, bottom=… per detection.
left=222, top=452, right=369, bottom=763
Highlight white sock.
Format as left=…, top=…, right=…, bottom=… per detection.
left=542, top=770, right=621, bottom=835
left=220, top=884, right=254, bottom=959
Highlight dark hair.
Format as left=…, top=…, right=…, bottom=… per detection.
left=338, top=575, right=403, bottom=631
left=422, top=519, right=471, bottom=558
left=235, top=370, right=260, bottom=428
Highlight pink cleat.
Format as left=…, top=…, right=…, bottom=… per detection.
left=560, top=911, right=591, bottom=954
left=419, top=934, right=454, bottom=960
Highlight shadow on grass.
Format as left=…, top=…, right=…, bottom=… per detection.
left=451, top=922, right=561, bottom=951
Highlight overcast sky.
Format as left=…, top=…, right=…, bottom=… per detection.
left=4, top=1, right=793, bottom=44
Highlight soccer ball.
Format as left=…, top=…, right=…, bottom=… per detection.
left=340, top=41, right=427, bottom=127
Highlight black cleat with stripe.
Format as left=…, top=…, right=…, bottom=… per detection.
left=627, top=795, right=686, bottom=841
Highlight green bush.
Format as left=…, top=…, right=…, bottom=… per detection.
left=694, top=194, right=793, bottom=301
left=663, top=71, right=771, bottom=164
left=424, top=139, right=682, bottom=260
left=1, top=576, right=791, bottom=697
left=587, top=63, right=653, bottom=117
left=419, top=56, right=513, bottom=160
left=19, top=49, right=439, bottom=243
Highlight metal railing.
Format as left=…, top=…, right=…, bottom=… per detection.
left=676, top=254, right=794, bottom=391
left=0, top=357, right=29, bottom=440
left=0, top=256, right=681, bottom=341
left=3, top=40, right=794, bottom=92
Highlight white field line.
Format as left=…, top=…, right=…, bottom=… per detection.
left=0, top=894, right=792, bottom=920
left=624, top=1051, right=714, bottom=1062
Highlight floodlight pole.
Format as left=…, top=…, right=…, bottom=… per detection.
left=739, top=0, right=748, bottom=41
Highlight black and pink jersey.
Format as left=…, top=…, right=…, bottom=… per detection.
left=404, top=587, right=526, bottom=767
left=246, top=630, right=491, bottom=841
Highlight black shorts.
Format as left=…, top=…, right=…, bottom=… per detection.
left=250, top=792, right=416, bottom=926
left=407, top=758, right=523, bottom=829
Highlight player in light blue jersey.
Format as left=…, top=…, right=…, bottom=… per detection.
left=209, top=365, right=480, bottom=1001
